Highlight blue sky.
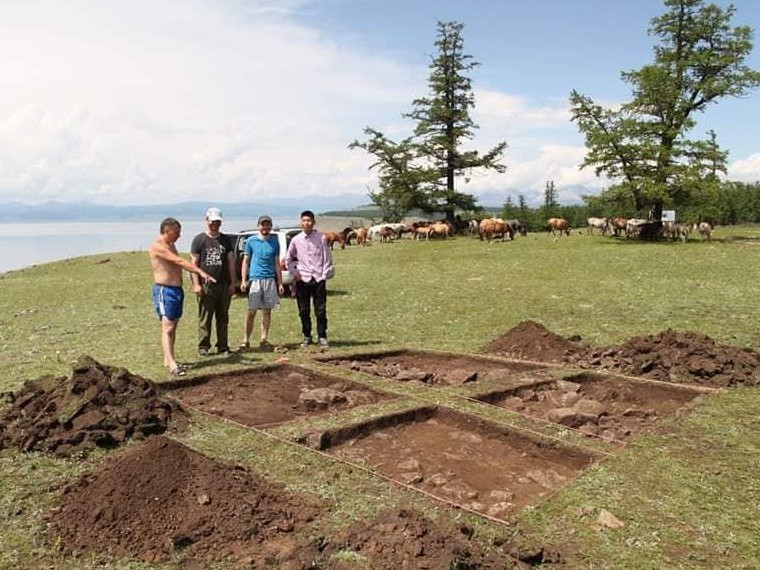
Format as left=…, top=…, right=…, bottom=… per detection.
left=0, top=0, right=758, bottom=207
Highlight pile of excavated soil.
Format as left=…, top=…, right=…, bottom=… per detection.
left=482, top=323, right=760, bottom=387
left=0, top=357, right=174, bottom=456
left=574, top=329, right=760, bottom=387
left=48, top=436, right=323, bottom=565
left=480, top=321, right=583, bottom=363
left=323, top=508, right=510, bottom=569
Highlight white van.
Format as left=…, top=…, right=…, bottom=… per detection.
left=230, top=227, right=302, bottom=291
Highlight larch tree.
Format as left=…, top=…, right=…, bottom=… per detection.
left=351, top=21, right=507, bottom=223
left=570, top=0, right=760, bottom=220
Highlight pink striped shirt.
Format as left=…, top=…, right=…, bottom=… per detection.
left=284, top=229, right=334, bottom=282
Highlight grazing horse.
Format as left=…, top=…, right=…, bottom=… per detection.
left=413, top=226, right=433, bottom=241
left=609, top=216, right=627, bottom=237
left=428, top=222, right=451, bottom=239
left=322, top=231, right=343, bottom=250
left=451, top=215, right=470, bottom=235
left=586, top=217, right=609, bottom=236
left=368, top=224, right=401, bottom=242
left=546, top=217, right=570, bottom=236
left=506, top=219, right=527, bottom=237
left=340, top=227, right=357, bottom=246
left=355, top=227, right=368, bottom=246
left=663, top=222, right=691, bottom=243
left=378, top=226, right=395, bottom=243
left=480, top=218, right=513, bottom=242
left=697, top=222, right=714, bottom=241
left=625, top=218, right=648, bottom=238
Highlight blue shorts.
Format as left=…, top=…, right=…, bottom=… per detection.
left=153, top=284, right=184, bottom=321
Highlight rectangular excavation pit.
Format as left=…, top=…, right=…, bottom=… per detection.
left=473, top=371, right=709, bottom=441
left=317, top=349, right=546, bottom=386
left=161, top=364, right=396, bottom=428
left=309, top=406, right=598, bottom=519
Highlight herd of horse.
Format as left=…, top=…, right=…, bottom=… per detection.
left=320, top=216, right=715, bottom=249
left=576, top=216, right=715, bottom=242
left=321, top=218, right=530, bottom=248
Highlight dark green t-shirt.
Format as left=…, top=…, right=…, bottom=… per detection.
left=190, top=233, right=233, bottom=283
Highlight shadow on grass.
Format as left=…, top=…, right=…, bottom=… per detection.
left=273, top=339, right=385, bottom=352
left=326, top=289, right=349, bottom=297
left=320, top=339, right=383, bottom=348
left=604, top=237, right=710, bottom=246
left=182, top=351, right=259, bottom=372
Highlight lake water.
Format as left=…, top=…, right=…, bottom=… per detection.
left=0, top=219, right=299, bottom=275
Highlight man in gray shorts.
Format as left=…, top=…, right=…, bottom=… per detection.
left=240, top=215, right=284, bottom=350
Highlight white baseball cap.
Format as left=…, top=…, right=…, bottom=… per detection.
left=205, top=207, right=223, bottom=221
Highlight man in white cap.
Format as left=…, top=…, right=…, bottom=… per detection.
left=190, top=207, right=236, bottom=356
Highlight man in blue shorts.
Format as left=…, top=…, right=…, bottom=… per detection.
left=149, top=217, right=216, bottom=377
left=240, top=215, right=284, bottom=351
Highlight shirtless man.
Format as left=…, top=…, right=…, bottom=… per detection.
left=149, top=217, right=216, bottom=377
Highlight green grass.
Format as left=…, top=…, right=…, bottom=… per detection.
left=1, top=227, right=760, bottom=568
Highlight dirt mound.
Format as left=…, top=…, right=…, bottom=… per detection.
left=576, top=329, right=760, bottom=387
left=481, top=321, right=583, bottom=363
left=0, top=356, right=174, bottom=456
left=324, top=508, right=509, bottom=569
left=48, top=436, right=323, bottom=565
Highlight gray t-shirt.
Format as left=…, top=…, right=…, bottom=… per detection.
left=190, top=233, right=233, bottom=284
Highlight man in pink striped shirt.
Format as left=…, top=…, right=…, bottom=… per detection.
left=284, top=210, right=335, bottom=347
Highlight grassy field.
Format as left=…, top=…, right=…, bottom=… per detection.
left=1, top=226, right=760, bottom=568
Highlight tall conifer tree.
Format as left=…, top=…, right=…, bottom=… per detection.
left=352, top=21, right=507, bottom=222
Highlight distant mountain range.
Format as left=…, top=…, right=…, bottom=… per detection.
left=0, top=195, right=370, bottom=222
left=0, top=186, right=601, bottom=222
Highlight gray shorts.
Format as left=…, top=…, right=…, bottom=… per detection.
left=247, top=278, right=278, bottom=310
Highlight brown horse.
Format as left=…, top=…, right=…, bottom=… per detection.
left=609, top=216, right=627, bottom=237
left=322, top=231, right=345, bottom=250
left=355, top=227, right=368, bottom=247
left=546, top=217, right=570, bottom=236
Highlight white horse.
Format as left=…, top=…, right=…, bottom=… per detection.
left=586, top=217, right=609, bottom=236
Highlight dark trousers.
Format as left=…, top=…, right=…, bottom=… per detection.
left=295, top=278, right=327, bottom=339
left=197, top=283, right=231, bottom=351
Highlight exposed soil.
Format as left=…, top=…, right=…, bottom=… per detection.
left=314, top=407, right=596, bottom=520
left=476, top=372, right=704, bottom=441
left=0, top=356, right=174, bottom=457
left=164, top=364, right=393, bottom=428
left=323, top=508, right=515, bottom=569
left=481, top=322, right=760, bottom=387
left=574, top=329, right=760, bottom=387
left=480, top=321, right=583, bottom=363
left=323, top=350, right=545, bottom=386
left=48, top=436, right=324, bottom=566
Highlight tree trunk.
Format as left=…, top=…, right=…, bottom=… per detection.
left=650, top=201, right=663, bottom=221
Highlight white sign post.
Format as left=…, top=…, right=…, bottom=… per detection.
left=662, top=210, right=675, bottom=223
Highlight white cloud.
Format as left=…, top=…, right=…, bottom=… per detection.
left=0, top=0, right=416, bottom=204
left=474, top=90, right=569, bottom=132
left=0, top=1, right=612, bottom=206
left=727, top=153, right=760, bottom=183
left=460, top=143, right=606, bottom=204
